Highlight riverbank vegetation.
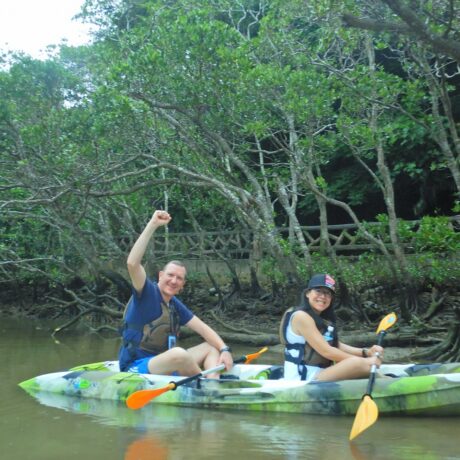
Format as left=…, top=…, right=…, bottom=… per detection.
left=1, top=1, right=459, bottom=360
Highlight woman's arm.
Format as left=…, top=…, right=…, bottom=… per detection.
left=292, top=312, right=355, bottom=363
left=338, top=342, right=366, bottom=357
left=339, top=342, right=384, bottom=358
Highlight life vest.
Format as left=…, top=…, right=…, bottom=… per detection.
left=279, top=306, right=338, bottom=371
left=122, top=299, right=180, bottom=356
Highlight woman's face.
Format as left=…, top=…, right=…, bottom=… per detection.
left=306, top=287, right=333, bottom=314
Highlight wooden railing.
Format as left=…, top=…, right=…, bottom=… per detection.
left=149, top=216, right=460, bottom=260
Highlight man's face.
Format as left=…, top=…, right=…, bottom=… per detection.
left=158, top=263, right=186, bottom=299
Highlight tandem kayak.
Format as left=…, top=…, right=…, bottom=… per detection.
left=19, top=361, right=460, bottom=416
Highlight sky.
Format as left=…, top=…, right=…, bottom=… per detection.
left=0, top=0, right=92, bottom=59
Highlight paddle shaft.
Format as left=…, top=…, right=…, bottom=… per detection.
left=364, top=330, right=386, bottom=395
left=349, top=313, right=397, bottom=441
left=163, top=354, right=252, bottom=391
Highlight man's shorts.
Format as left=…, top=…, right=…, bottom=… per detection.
left=127, top=357, right=151, bottom=374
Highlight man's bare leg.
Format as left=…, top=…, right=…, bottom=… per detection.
left=147, top=347, right=202, bottom=376
left=188, top=342, right=220, bottom=378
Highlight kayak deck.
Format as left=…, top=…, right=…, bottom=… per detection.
left=19, top=362, right=460, bottom=416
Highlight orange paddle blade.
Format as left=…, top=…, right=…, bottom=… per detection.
left=349, top=395, right=379, bottom=441
left=244, top=346, right=268, bottom=364
left=126, top=382, right=176, bottom=410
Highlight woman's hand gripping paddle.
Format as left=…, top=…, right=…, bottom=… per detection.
left=126, top=347, right=268, bottom=410
left=349, top=313, right=397, bottom=441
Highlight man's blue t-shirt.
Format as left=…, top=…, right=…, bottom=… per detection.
left=118, top=278, right=194, bottom=371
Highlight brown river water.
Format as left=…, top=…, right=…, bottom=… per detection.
left=1, top=316, right=459, bottom=460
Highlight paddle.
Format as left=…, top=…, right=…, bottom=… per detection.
left=126, top=346, right=268, bottom=410
left=349, top=312, right=397, bottom=441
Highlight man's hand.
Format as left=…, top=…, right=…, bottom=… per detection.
left=151, top=210, right=172, bottom=227
left=218, top=350, right=234, bottom=371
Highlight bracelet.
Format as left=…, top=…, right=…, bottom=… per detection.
left=362, top=348, right=368, bottom=358
left=220, top=346, right=232, bottom=353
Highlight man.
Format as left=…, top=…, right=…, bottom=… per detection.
left=118, top=209, right=233, bottom=377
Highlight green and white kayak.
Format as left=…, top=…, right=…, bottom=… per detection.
left=19, top=361, right=460, bottom=416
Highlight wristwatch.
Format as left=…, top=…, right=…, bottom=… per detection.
left=220, top=346, right=232, bottom=353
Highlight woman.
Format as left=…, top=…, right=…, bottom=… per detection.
left=279, top=273, right=383, bottom=382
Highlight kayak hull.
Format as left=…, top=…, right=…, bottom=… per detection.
left=19, top=362, right=460, bottom=416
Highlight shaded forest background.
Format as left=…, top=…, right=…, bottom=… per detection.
left=1, top=0, right=460, bottom=360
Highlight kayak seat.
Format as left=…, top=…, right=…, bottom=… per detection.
left=220, top=374, right=240, bottom=380
left=267, top=366, right=284, bottom=380
left=252, top=365, right=284, bottom=380
left=405, top=363, right=442, bottom=376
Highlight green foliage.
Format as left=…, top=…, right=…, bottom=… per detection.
left=291, top=247, right=459, bottom=295
left=1, top=0, right=459, bottom=299
left=356, top=215, right=459, bottom=252
left=406, top=252, right=460, bottom=286
left=338, top=252, right=395, bottom=291
left=412, top=216, right=460, bottom=253
left=296, top=255, right=337, bottom=281
left=260, top=257, right=286, bottom=285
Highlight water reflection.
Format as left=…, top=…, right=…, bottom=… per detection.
left=124, top=435, right=169, bottom=460
left=22, top=389, right=460, bottom=460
